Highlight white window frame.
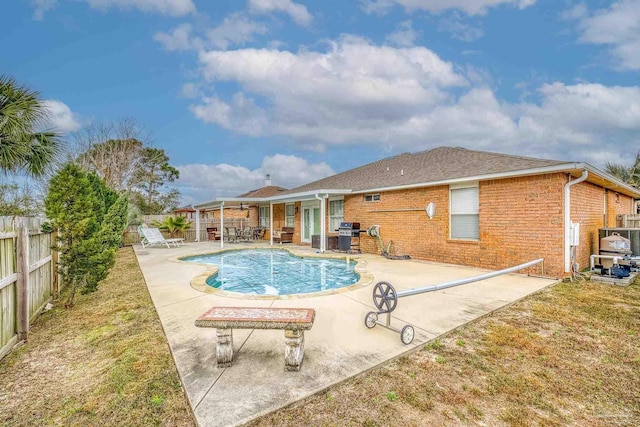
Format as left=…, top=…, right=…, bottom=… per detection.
left=285, top=204, right=295, bottom=228
left=329, top=198, right=344, bottom=232
left=259, top=206, right=269, bottom=228
left=364, top=194, right=380, bottom=202
left=449, top=182, right=479, bottom=240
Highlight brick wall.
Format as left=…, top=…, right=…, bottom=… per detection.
left=570, top=180, right=605, bottom=272
left=569, top=182, right=635, bottom=272
left=606, top=191, right=633, bottom=227
left=266, top=173, right=635, bottom=278
left=346, top=173, right=569, bottom=277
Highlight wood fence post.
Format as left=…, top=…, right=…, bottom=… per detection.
left=16, top=222, right=29, bottom=342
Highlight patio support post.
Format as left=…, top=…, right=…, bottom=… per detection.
left=220, top=202, right=225, bottom=249
left=269, top=202, right=274, bottom=246
left=315, top=194, right=327, bottom=253
left=195, top=208, right=200, bottom=241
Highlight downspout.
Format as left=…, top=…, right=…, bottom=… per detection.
left=315, top=194, right=327, bottom=253
left=220, top=202, right=224, bottom=249
left=269, top=202, right=274, bottom=246
left=195, top=208, right=200, bottom=242
left=564, top=170, right=588, bottom=273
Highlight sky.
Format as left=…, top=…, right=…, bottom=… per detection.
left=3, top=0, right=640, bottom=205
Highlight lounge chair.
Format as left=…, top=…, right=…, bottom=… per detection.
left=140, top=227, right=184, bottom=248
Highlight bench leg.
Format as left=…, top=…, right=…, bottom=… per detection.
left=216, top=328, right=233, bottom=368
left=284, top=329, right=305, bottom=371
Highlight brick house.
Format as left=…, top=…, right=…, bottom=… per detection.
left=195, top=147, right=640, bottom=278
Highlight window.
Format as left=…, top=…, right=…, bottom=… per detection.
left=329, top=199, right=344, bottom=232
left=364, top=194, right=380, bottom=202
left=259, top=206, right=269, bottom=228
left=285, top=204, right=295, bottom=228
left=450, top=185, right=479, bottom=240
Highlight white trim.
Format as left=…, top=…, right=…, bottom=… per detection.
left=449, top=181, right=479, bottom=190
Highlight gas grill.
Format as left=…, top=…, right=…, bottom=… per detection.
left=338, top=222, right=361, bottom=253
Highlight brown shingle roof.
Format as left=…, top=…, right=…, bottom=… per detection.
left=237, top=185, right=288, bottom=198
left=281, top=146, right=568, bottom=194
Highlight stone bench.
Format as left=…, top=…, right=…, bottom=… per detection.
left=195, top=307, right=316, bottom=371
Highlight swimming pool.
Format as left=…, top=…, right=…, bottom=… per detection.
left=183, top=249, right=360, bottom=296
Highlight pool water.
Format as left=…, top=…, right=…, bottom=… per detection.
left=183, top=249, right=359, bottom=296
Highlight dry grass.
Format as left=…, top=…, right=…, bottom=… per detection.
left=250, top=279, right=640, bottom=427
left=0, top=247, right=194, bottom=427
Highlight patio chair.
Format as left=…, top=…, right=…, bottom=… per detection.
left=240, top=227, right=253, bottom=242
left=224, top=227, right=237, bottom=242
left=140, top=227, right=184, bottom=248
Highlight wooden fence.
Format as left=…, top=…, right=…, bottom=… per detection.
left=122, top=219, right=253, bottom=245
left=617, top=214, right=640, bottom=228
left=0, top=217, right=57, bottom=360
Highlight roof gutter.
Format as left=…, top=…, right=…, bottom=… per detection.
left=564, top=170, right=589, bottom=274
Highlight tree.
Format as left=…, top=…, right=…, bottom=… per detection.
left=76, top=138, right=143, bottom=191
left=44, top=163, right=128, bottom=308
left=130, top=148, right=180, bottom=214
left=605, top=151, right=640, bottom=188
left=0, top=75, right=61, bottom=177
left=0, top=181, right=42, bottom=216
left=152, top=216, right=191, bottom=238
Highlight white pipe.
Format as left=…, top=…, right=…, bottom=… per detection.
left=315, top=194, right=327, bottom=253
left=564, top=171, right=588, bottom=273
left=397, top=258, right=544, bottom=298
left=195, top=208, right=200, bottom=242
left=590, top=254, right=621, bottom=270
left=220, top=202, right=224, bottom=249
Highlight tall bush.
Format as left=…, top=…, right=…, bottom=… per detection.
left=45, top=163, right=129, bottom=307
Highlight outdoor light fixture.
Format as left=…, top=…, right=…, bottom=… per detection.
left=240, top=203, right=244, bottom=211
left=425, top=202, right=435, bottom=219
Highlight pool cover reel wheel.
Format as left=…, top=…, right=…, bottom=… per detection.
left=365, top=281, right=415, bottom=345
left=372, top=281, right=398, bottom=313
left=400, top=325, right=415, bottom=345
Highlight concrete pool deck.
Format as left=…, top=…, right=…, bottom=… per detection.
left=133, top=241, right=556, bottom=427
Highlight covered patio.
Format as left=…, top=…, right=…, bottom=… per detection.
left=193, top=189, right=352, bottom=252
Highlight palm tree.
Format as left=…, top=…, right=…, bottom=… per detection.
left=605, top=151, right=640, bottom=188
left=152, top=216, right=191, bottom=238
left=0, top=75, right=61, bottom=177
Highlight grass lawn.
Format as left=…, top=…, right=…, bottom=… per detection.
left=251, top=279, right=640, bottom=427
left=0, top=247, right=194, bottom=427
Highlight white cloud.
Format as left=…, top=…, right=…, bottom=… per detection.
left=437, top=14, right=484, bottom=41
left=180, top=82, right=200, bottom=98
left=192, top=37, right=468, bottom=149
left=42, top=100, right=82, bottom=133
left=249, top=0, right=313, bottom=26
left=569, top=0, right=640, bottom=70
left=32, top=0, right=195, bottom=18
left=361, top=0, right=536, bottom=16
left=207, top=13, right=269, bottom=50
left=31, top=0, right=57, bottom=20
left=186, top=36, right=640, bottom=169
left=176, top=155, right=335, bottom=203
left=154, top=24, right=203, bottom=52
left=84, top=0, right=196, bottom=16
left=385, top=20, right=420, bottom=47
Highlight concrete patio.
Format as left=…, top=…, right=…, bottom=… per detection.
left=133, top=241, right=556, bottom=427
